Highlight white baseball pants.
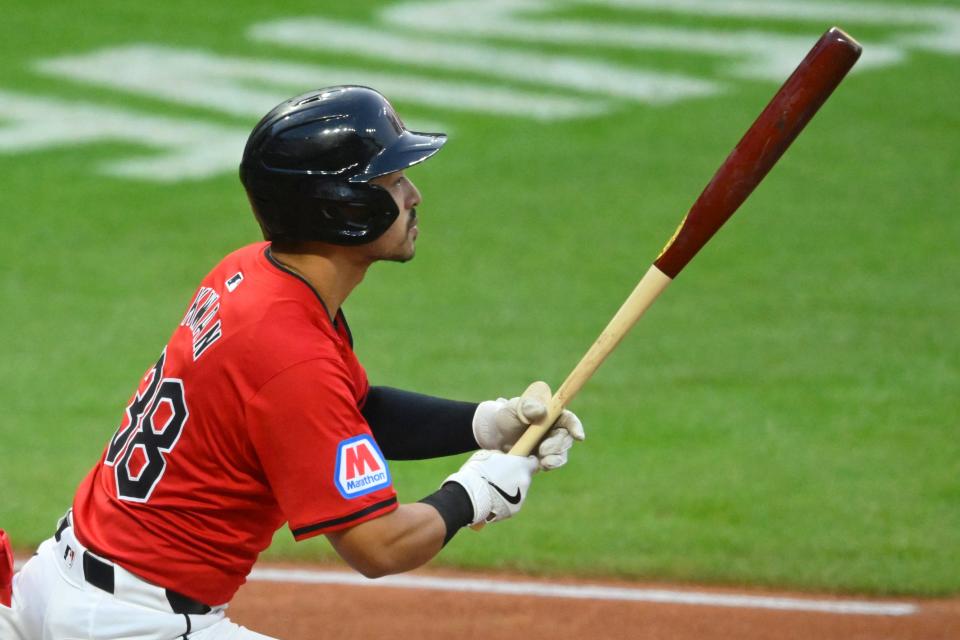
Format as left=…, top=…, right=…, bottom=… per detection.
left=0, top=523, right=276, bottom=640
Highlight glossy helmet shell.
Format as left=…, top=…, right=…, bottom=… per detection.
left=239, top=86, right=447, bottom=245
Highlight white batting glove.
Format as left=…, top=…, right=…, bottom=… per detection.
left=444, top=451, right=539, bottom=525
left=472, top=397, right=585, bottom=471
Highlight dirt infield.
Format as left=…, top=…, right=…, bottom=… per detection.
left=228, top=565, right=960, bottom=640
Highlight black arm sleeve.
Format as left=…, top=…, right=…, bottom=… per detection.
left=360, top=386, right=480, bottom=460
left=418, top=482, right=474, bottom=546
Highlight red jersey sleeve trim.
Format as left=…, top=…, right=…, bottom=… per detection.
left=290, top=496, right=398, bottom=541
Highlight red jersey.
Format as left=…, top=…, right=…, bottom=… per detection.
left=72, top=242, right=398, bottom=605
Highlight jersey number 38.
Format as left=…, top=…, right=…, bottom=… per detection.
left=104, top=349, right=189, bottom=502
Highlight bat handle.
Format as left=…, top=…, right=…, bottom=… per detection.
left=475, top=265, right=672, bottom=532
left=468, top=381, right=556, bottom=532
left=508, top=380, right=561, bottom=456
left=511, top=265, right=674, bottom=456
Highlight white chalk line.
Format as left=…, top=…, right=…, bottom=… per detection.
left=11, top=558, right=917, bottom=616
left=247, top=567, right=918, bottom=617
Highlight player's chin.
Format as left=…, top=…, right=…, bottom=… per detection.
left=384, top=244, right=416, bottom=264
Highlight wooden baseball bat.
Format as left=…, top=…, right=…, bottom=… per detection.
left=509, top=27, right=862, bottom=457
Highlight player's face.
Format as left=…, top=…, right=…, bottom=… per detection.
left=367, top=170, right=423, bottom=263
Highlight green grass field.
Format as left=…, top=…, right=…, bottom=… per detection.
left=1, top=0, right=958, bottom=597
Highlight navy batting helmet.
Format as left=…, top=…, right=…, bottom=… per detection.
left=239, top=86, right=447, bottom=245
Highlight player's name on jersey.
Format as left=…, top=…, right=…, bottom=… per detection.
left=179, top=286, right=223, bottom=361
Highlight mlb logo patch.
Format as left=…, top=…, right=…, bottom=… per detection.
left=225, top=272, right=244, bottom=292
left=334, top=435, right=391, bottom=499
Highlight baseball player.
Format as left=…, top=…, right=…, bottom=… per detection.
left=0, top=86, right=584, bottom=640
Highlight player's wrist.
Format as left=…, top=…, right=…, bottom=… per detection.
left=418, top=482, right=474, bottom=546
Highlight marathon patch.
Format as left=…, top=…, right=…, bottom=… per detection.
left=334, top=435, right=391, bottom=499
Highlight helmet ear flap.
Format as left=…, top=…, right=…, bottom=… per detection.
left=247, top=180, right=399, bottom=245
left=308, top=182, right=400, bottom=244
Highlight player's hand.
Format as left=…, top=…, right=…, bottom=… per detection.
left=444, top=451, right=539, bottom=525
left=472, top=397, right=585, bottom=471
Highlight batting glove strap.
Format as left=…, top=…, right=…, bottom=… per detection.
left=444, top=450, right=538, bottom=525
left=443, top=468, right=493, bottom=526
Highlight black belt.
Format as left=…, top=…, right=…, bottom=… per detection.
left=55, top=516, right=212, bottom=616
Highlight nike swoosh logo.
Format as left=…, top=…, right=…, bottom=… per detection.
left=487, top=481, right=522, bottom=505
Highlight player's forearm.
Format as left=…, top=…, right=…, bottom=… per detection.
left=326, top=503, right=448, bottom=578
left=361, top=386, right=479, bottom=459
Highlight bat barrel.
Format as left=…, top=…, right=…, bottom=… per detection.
left=654, top=27, right=862, bottom=279
left=508, top=29, right=862, bottom=459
